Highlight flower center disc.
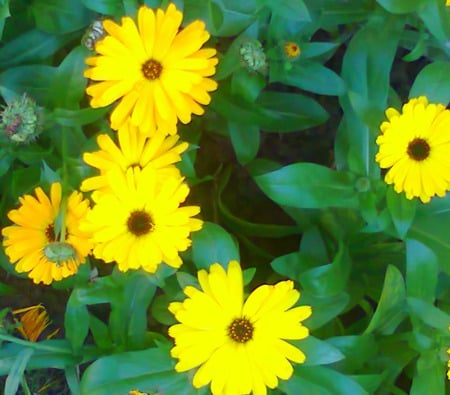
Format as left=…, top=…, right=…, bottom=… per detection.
left=407, top=138, right=430, bottom=161
left=228, top=317, right=254, bottom=343
left=142, top=59, right=163, bottom=80
left=127, top=211, right=153, bottom=236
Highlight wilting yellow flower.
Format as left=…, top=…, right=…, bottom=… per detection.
left=283, top=41, right=301, bottom=59
left=2, top=183, right=92, bottom=285
left=375, top=96, right=450, bottom=203
left=81, top=166, right=202, bottom=273
left=169, top=261, right=312, bottom=395
left=80, top=122, right=188, bottom=195
left=12, top=304, right=59, bottom=342
left=84, top=3, right=218, bottom=135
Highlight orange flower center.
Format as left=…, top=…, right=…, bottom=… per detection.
left=284, top=42, right=301, bottom=58
left=142, top=59, right=163, bottom=80
left=407, top=138, right=430, bottom=161
left=228, top=317, right=254, bottom=343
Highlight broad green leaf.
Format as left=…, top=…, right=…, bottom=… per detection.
left=31, top=0, right=95, bottom=34
left=407, top=297, right=450, bottom=330
left=191, top=222, right=240, bottom=269
left=231, top=67, right=266, bottom=102
left=0, top=29, right=72, bottom=70
left=81, top=0, right=124, bottom=15
left=72, top=276, right=120, bottom=305
left=406, top=239, right=438, bottom=303
left=52, top=107, right=110, bottom=127
left=365, top=265, right=407, bottom=334
left=417, top=0, right=450, bottom=43
left=270, top=60, right=346, bottom=96
left=328, top=335, right=378, bottom=371
left=299, top=337, right=345, bottom=366
left=183, top=0, right=223, bottom=36
left=411, top=352, right=446, bottom=395
left=266, top=0, right=310, bottom=21
left=254, top=162, right=358, bottom=209
left=4, top=348, right=34, bottom=395
left=0, top=0, right=10, bottom=40
left=80, top=347, right=196, bottom=395
left=89, top=314, right=113, bottom=350
left=65, top=294, right=90, bottom=354
left=282, top=365, right=369, bottom=395
left=228, top=121, right=260, bottom=165
left=387, top=187, right=417, bottom=239
left=409, top=61, right=450, bottom=104
left=376, top=0, right=426, bottom=14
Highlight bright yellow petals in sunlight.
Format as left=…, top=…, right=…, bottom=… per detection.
left=84, top=3, right=218, bottom=135
left=12, top=304, right=59, bottom=342
left=80, top=122, right=188, bottom=196
left=2, top=183, right=92, bottom=285
left=375, top=96, right=450, bottom=203
left=169, top=260, right=312, bottom=395
left=80, top=167, right=203, bottom=273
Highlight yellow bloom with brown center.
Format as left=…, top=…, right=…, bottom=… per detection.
left=375, top=96, right=450, bottom=203
left=80, top=122, right=188, bottom=196
left=2, top=183, right=92, bottom=285
left=84, top=3, right=218, bottom=135
left=12, top=304, right=58, bottom=342
left=80, top=166, right=202, bottom=273
left=169, top=261, right=312, bottom=395
left=283, top=41, right=301, bottom=59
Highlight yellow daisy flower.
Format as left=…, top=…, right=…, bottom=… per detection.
left=12, top=304, right=59, bottom=342
left=375, top=96, right=450, bottom=203
left=2, top=183, right=92, bottom=285
left=283, top=41, right=301, bottom=59
left=81, top=166, right=203, bottom=273
left=80, top=122, right=188, bottom=195
left=84, top=3, right=218, bottom=135
left=169, top=260, right=312, bottom=395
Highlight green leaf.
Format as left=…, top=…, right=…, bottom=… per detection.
left=270, top=60, right=346, bottom=96
left=89, top=314, right=113, bottom=350
left=31, top=0, right=95, bottom=34
left=50, top=46, right=90, bottom=109
left=191, top=222, right=240, bottom=269
left=4, top=348, right=34, bottom=395
left=231, top=67, right=266, bottom=102
left=81, top=0, right=125, bottom=15
left=299, top=337, right=345, bottom=366
left=228, top=121, right=260, bottom=165
left=376, top=0, right=427, bottom=14
left=266, top=0, right=310, bottom=21
left=407, top=297, right=450, bottom=330
left=387, top=187, right=417, bottom=239
left=0, top=29, right=72, bottom=70
left=282, top=365, right=369, bottom=395
left=80, top=347, right=195, bottom=395
left=417, top=0, right=450, bottom=43
left=365, top=265, right=407, bottom=334
left=411, top=352, right=446, bottom=395
left=300, top=292, right=349, bottom=330
left=328, top=335, right=378, bottom=371
left=406, top=239, right=438, bottom=303
left=65, top=294, right=90, bottom=354
left=0, top=0, right=10, bottom=40
left=409, top=61, right=450, bottom=104
left=253, top=162, right=358, bottom=209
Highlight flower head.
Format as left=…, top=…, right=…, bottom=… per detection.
left=169, top=261, right=312, bottom=395
left=81, top=166, right=202, bottom=273
left=239, top=40, right=268, bottom=74
left=12, top=304, right=59, bottom=342
left=283, top=41, right=301, bottom=59
left=0, top=94, right=43, bottom=144
left=375, top=96, right=450, bottom=203
left=84, top=3, right=218, bottom=135
left=2, top=183, right=92, bottom=284
left=80, top=122, right=188, bottom=195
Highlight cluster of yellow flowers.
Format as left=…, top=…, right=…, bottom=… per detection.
left=0, top=4, right=313, bottom=395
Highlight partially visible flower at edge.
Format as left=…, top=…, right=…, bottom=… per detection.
left=84, top=3, right=218, bottom=136
left=283, top=41, right=301, bottom=59
left=375, top=96, right=450, bottom=203
left=0, top=94, right=43, bottom=144
left=169, top=260, right=312, bottom=395
left=80, top=166, right=203, bottom=273
left=80, top=122, right=188, bottom=196
left=2, top=183, right=92, bottom=285
left=12, top=304, right=59, bottom=342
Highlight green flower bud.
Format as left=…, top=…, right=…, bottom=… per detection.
left=0, top=94, right=43, bottom=144
left=239, top=40, right=268, bottom=74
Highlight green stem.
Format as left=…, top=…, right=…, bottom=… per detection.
left=21, top=376, right=32, bottom=395
left=59, top=126, right=69, bottom=242
left=0, top=334, right=71, bottom=353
